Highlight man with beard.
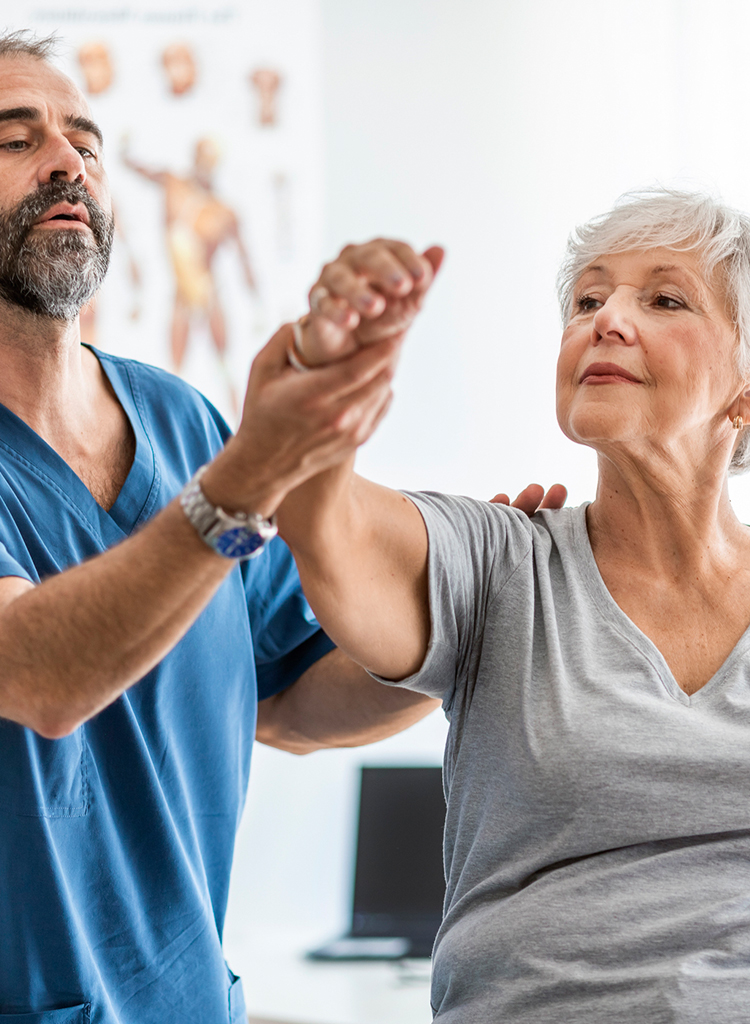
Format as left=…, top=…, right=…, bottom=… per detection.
left=0, top=31, right=447, bottom=1023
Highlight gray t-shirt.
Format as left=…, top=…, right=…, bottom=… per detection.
left=385, top=493, right=750, bottom=1023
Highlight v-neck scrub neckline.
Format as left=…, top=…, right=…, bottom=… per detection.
left=0, top=346, right=159, bottom=546
left=91, top=347, right=160, bottom=533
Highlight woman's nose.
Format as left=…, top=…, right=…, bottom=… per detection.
left=591, top=292, right=637, bottom=346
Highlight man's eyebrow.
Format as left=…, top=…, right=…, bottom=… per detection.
left=64, top=115, right=104, bottom=147
left=0, top=105, right=42, bottom=126
left=0, top=107, right=104, bottom=148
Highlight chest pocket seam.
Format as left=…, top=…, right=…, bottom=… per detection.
left=0, top=722, right=90, bottom=818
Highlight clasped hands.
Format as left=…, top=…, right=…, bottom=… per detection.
left=225, top=237, right=565, bottom=518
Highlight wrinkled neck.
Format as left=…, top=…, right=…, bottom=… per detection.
left=588, top=442, right=744, bottom=579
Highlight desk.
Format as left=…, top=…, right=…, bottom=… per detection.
left=225, top=928, right=433, bottom=1024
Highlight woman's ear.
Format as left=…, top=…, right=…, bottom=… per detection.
left=730, top=385, right=750, bottom=428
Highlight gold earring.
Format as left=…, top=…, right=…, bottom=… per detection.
left=734, top=415, right=744, bottom=430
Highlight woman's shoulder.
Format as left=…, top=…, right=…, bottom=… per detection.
left=406, top=490, right=586, bottom=546
left=404, top=491, right=588, bottom=589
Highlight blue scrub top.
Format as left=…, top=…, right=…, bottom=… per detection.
left=0, top=349, right=334, bottom=1023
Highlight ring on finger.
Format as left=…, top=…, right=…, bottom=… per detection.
left=310, top=285, right=330, bottom=315
left=288, top=317, right=313, bottom=373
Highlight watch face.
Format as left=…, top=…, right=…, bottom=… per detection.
left=214, top=527, right=265, bottom=559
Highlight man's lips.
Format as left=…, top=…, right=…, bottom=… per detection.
left=33, top=203, right=91, bottom=228
left=580, top=361, right=643, bottom=384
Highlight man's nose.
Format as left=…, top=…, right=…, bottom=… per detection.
left=591, top=292, right=638, bottom=347
left=38, top=137, right=87, bottom=186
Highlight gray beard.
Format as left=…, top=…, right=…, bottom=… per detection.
left=0, top=181, right=115, bottom=322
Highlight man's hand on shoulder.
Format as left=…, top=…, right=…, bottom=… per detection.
left=490, top=483, right=567, bottom=515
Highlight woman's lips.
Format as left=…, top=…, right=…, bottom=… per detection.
left=580, top=362, right=642, bottom=384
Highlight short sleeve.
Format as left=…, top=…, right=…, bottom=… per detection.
left=242, top=535, right=336, bottom=701
left=369, top=491, right=533, bottom=706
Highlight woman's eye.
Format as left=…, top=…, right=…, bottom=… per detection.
left=575, top=295, right=601, bottom=313
left=654, top=293, right=683, bottom=310
left=1, top=140, right=28, bottom=151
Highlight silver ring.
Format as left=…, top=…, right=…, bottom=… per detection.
left=310, top=285, right=329, bottom=315
left=288, top=319, right=312, bottom=373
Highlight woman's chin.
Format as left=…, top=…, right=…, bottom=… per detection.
left=558, top=406, right=640, bottom=448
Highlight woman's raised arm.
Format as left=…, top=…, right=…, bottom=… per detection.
left=279, top=464, right=431, bottom=681
left=274, top=239, right=445, bottom=680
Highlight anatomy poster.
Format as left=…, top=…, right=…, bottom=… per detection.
left=14, top=1, right=325, bottom=422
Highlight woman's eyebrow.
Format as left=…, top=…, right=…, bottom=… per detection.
left=649, top=264, right=683, bottom=277
left=576, top=265, right=610, bottom=285
left=649, top=264, right=703, bottom=290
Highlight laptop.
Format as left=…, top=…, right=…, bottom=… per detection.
left=307, top=766, right=446, bottom=961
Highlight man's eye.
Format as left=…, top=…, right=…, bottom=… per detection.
left=76, top=146, right=96, bottom=159
left=575, top=295, right=601, bottom=313
left=1, top=140, right=28, bottom=151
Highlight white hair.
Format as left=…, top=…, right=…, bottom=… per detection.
left=556, top=187, right=750, bottom=474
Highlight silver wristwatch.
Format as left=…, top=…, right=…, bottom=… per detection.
left=180, top=465, right=278, bottom=560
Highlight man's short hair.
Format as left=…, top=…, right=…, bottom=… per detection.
left=0, top=29, right=57, bottom=61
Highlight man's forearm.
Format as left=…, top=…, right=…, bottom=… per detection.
left=0, top=429, right=300, bottom=739
left=255, top=647, right=440, bottom=755
left=0, top=498, right=234, bottom=738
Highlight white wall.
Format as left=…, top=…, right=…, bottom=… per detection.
left=225, top=0, right=750, bottom=952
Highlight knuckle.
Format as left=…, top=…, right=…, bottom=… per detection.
left=333, top=404, right=363, bottom=438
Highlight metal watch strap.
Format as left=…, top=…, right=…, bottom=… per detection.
left=180, top=465, right=278, bottom=560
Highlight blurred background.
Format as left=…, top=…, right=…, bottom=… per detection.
left=9, top=0, right=750, bottom=1020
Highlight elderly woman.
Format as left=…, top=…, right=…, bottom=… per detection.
left=259, top=188, right=750, bottom=1022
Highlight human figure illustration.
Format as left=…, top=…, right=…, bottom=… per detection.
left=122, top=137, right=257, bottom=414
left=249, top=67, right=282, bottom=126
left=77, top=40, right=114, bottom=95
left=162, top=42, right=197, bottom=96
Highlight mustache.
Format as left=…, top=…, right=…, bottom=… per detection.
left=5, top=180, right=112, bottom=248
left=0, top=180, right=115, bottom=321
